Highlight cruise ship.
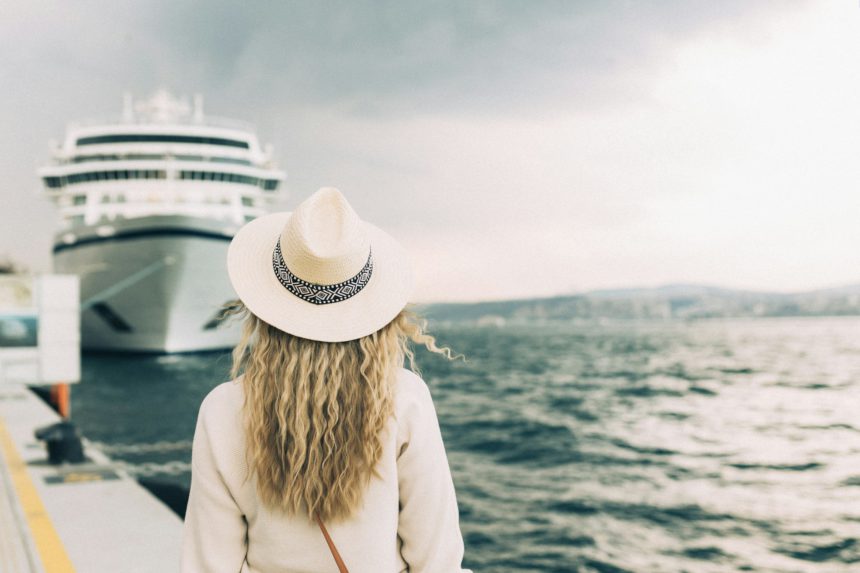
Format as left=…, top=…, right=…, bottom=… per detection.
left=39, top=90, right=286, bottom=352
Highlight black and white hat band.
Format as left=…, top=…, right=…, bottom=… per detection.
left=272, top=239, right=374, bottom=305
left=228, top=187, right=414, bottom=341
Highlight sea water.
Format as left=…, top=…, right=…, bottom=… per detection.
left=72, top=317, right=860, bottom=572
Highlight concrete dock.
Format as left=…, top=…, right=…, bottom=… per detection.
left=0, top=384, right=182, bottom=572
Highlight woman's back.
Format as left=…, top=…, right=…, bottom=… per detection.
left=182, top=367, right=469, bottom=572
left=181, top=187, right=470, bottom=572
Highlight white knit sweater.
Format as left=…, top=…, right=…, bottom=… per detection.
left=181, top=368, right=472, bottom=572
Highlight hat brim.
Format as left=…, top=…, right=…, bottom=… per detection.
left=227, top=212, right=414, bottom=342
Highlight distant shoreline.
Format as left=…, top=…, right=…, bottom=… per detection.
left=420, top=283, right=860, bottom=322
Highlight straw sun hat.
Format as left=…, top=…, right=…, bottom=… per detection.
left=227, top=187, right=414, bottom=342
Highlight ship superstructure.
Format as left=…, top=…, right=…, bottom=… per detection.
left=39, top=90, right=286, bottom=352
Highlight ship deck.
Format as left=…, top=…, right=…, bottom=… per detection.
left=0, top=384, right=182, bottom=572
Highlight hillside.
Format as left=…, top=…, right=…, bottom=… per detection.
left=421, top=283, right=860, bottom=323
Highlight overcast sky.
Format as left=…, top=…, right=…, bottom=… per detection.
left=2, top=0, right=858, bottom=302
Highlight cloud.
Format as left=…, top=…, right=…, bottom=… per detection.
left=3, top=0, right=844, bottom=303
left=59, top=0, right=810, bottom=115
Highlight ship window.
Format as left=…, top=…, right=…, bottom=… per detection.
left=43, top=176, right=63, bottom=188
left=211, top=157, right=253, bottom=166
left=76, top=134, right=250, bottom=149
left=56, top=169, right=172, bottom=186
left=70, top=215, right=84, bottom=225
left=69, top=153, right=253, bottom=166
left=72, top=154, right=121, bottom=163
left=262, top=180, right=279, bottom=191
left=178, top=170, right=266, bottom=187
left=241, top=197, right=253, bottom=206
left=72, top=195, right=86, bottom=205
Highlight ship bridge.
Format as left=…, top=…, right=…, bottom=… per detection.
left=38, top=90, right=286, bottom=229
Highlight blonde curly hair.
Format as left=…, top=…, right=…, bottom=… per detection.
left=224, top=301, right=453, bottom=522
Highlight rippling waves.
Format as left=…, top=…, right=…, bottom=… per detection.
left=74, top=317, right=860, bottom=572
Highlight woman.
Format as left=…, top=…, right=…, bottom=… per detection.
left=181, top=188, right=471, bottom=572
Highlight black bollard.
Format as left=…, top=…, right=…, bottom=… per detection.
left=34, top=421, right=85, bottom=464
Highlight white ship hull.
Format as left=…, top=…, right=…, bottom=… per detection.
left=53, top=215, right=242, bottom=353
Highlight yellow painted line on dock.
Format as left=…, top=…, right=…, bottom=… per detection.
left=0, top=415, right=76, bottom=573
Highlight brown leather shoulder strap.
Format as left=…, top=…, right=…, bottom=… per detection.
left=315, top=513, right=349, bottom=573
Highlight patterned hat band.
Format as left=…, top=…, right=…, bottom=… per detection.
left=272, top=239, right=374, bottom=305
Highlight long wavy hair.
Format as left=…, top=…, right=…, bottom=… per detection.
left=224, top=300, right=453, bottom=522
